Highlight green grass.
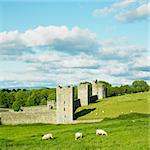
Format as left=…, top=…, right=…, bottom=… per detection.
left=0, top=92, right=150, bottom=150
left=0, top=113, right=149, bottom=150
left=74, top=92, right=150, bottom=120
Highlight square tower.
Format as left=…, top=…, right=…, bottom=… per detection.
left=92, top=80, right=106, bottom=99
left=78, top=83, right=89, bottom=106
left=97, top=83, right=106, bottom=99
left=56, top=85, right=74, bottom=124
left=92, top=80, right=98, bottom=96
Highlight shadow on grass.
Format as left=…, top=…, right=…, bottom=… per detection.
left=103, top=113, right=150, bottom=121
left=74, top=108, right=96, bottom=120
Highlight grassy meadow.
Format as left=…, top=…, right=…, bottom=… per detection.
left=74, top=92, right=150, bottom=120
left=0, top=92, right=150, bottom=150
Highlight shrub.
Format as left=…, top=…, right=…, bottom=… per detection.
left=12, top=101, right=21, bottom=111
left=40, top=98, right=47, bottom=105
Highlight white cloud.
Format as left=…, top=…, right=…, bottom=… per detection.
left=93, top=7, right=114, bottom=17
left=0, top=26, right=98, bottom=56
left=112, top=0, right=136, bottom=8
left=132, top=55, right=150, bottom=68
left=100, top=45, right=147, bottom=59
left=93, top=0, right=136, bottom=17
left=0, top=26, right=149, bottom=88
left=18, top=52, right=100, bottom=69
left=116, top=3, right=150, bottom=22
left=93, top=0, right=149, bottom=23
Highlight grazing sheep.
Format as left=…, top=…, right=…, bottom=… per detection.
left=42, top=133, right=53, bottom=140
left=75, top=132, right=83, bottom=140
left=96, top=129, right=108, bottom=136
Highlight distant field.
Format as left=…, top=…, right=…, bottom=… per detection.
left=0, top=92, right=149, bottom=150
left=74, top=92, right=150, bottom=120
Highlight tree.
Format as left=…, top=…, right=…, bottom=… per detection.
left=0, top=92, right=12, bottom=108
left=40, top=98, right=47, bottom=105
left=7, top=93, right=15, bottom=108
left=47, top=88, right=56, bottom=101
left=25, top=94, right=36, bottom=106
left=132, top=80, right=149, bottom=92
left=15, top=90, right=30, bottom=106
left=12, top=101, right=21, bottom=111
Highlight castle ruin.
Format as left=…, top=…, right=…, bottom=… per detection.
left=0, top=80, right=106, bottom=125
left=56, top=80, right=106, bottom=124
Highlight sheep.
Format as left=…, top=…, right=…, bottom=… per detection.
left=96, top=129, right=108, bottom=136
left=42, top=133, right=53, bottom=140
left=75, top=132, right=83, bottom=140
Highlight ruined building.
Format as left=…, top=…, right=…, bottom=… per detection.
left=0, top=80, right=106, bottom=125
left=56, top=80, right=106, bottom=124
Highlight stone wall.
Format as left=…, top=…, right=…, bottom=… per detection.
left=47, top=100, right=56, bottom=110
left=0, top=106, right=56, bottom=125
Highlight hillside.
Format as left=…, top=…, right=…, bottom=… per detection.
left=0, top=92, right=149, bottom=149
left=74, top=92, right=150, bottom=120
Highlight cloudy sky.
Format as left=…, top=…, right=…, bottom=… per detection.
left=0, top=0, right=149, bottom=88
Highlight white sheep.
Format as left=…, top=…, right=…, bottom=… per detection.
left=42, top=133, right=53, bottom=140
left=96, top=129, right=108, bottom=136
left=75, top=132, right=83, bottom=140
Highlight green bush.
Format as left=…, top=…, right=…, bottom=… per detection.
left=12, top=101, right=21, bottom=112
left=40, top=98, right=47, bottom=105
left=25, top=96, right=36, bottom=106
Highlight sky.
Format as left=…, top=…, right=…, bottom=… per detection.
left=0, top=0, right=149, bottom=88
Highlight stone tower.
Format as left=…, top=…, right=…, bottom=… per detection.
left=92, top=80, right=106, bottom=99
left=97, top=83, right=106, bottom=99
left=56, top=85, right=74, bottom=124
left=78, top=83, right=89, bottom=106
left=92, top=80, right=98, bottom=96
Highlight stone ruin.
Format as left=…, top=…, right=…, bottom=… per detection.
left=0, top=80, right=106, bottom=125
left=56, top=85, right=74, bottom=124
left=56, top=80, right=106, bottom=123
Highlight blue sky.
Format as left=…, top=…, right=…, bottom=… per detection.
left=0, top=0, right=149, bottom=88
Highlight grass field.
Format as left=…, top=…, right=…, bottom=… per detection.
left=74, top=92, right=150, bottom=120
left=0, top=92, right=150, bottom=150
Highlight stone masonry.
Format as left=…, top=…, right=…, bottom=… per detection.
left=0, top=81, right=106, bottom=125
left=78, top=83, right=89, bottom=106
left=56, top=85, right=74, bottom=124
left=92, top=80, right=106, bottom=99
left=97, top=83, right=106, bottom=99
